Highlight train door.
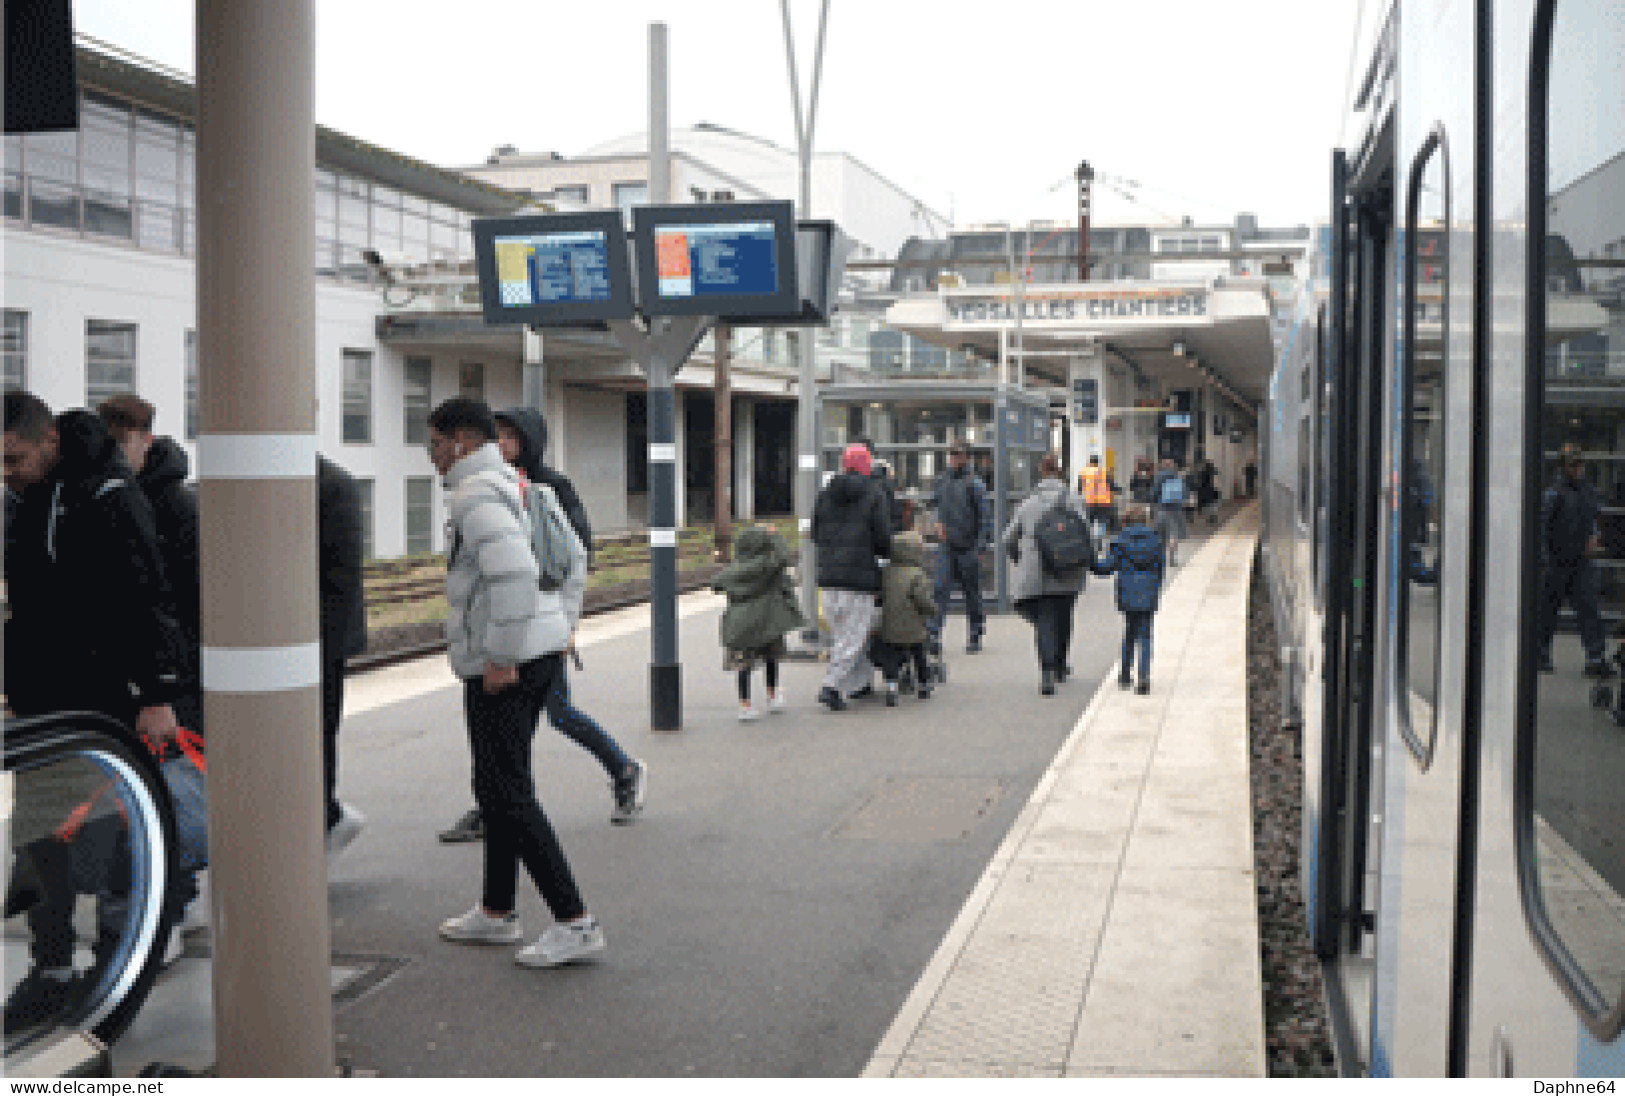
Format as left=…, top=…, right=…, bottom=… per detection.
left=1317, top=139, right=1396, bottom=1072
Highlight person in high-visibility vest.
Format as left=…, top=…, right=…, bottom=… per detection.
left=1079, top=455, right=1115, bottom=543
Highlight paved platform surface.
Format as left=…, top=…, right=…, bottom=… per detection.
left=864, top=505, right=1264, bottom=1078
left=98, top=503, right=1259, bottom=1077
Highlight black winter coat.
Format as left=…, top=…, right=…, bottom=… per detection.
left=1542, top=474, right=1602, bottom=566
left=4, top=411, right=187, bottom=720
left=318, top=455, right=369, bottom=661
left=496, top=406, right=594, bottom=561
left=933, top=467, right=987, bottom=550
left=813, top=471, right=892, bottom=592
left=138, top=437, right=201, bottom=653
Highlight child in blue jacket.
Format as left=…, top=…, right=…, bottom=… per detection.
left=1093, top=503, right=1166, bottom=694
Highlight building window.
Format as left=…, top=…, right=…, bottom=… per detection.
left=81, top=92, right=133, bottom=241
left=404, top=476, right=434, bottom=556
left=3, top=310, right=27, bottom=392
left=553, top=184, right=588, bottom=205
left=85, top=320, right=137, bottom=408
left=355, top=478, right=375, bottom=561
left=459, top=362, right=485, bottom=401
left=184, top=329, right=199, bottom=439
left=342, top=349, right=373, bottom=444
left=404, top=356, right=432, bottom=444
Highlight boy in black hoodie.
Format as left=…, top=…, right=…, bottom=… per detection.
left=438, top=406, right=645, bottom=843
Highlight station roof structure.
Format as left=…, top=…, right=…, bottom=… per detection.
left=883, top=277, right=1277, bottom=408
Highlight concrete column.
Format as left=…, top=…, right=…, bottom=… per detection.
left=736, top=395, right=756, bottom=522
left=1067, top=346, right=1105, bottom=487
left=195, top=0, right=332, bottom=1076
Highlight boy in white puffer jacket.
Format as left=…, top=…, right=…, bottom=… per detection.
left=427, top=397, right=607, bottom=970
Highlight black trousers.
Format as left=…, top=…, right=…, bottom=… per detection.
left=1017, top=593, right=1078, bottom=672
left=464, top=653, right=587, bottom=922
left=321, top=654, right=346, bottom=831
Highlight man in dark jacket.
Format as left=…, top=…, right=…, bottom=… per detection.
left=1538, top=445, right=1611, bottom=676
left=3, top=391, right=188, bottom=1032
left=931, top=440, right=987, bottom=653
left=812, top=443, right=892, bottom=711
left=318, top=455, right=369, bottom=854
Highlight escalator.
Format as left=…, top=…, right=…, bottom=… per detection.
left=3, top=711, right=183, bottom=1076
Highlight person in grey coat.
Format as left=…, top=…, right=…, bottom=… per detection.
left=427, top=398, right=606, bottom=970
left=1001, top=453, right=1095, bottom=695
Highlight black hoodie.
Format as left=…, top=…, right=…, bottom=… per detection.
left=4, top=410, right=187, bottom=720
left=812, top=470, right=892, bottom=592
left=494, top=406, right=594, bottom=560
left=138, top=436, right=202, bottom=650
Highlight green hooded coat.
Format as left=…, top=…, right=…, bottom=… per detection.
left=878, top=532, right=937, bottom=647
left=711, top=526, right=808, bottom=653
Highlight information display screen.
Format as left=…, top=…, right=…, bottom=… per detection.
left=1164, top=412, right=1192, bottom=429
left=473, top=212, right=633, bottom=325
left=634, top=202, right=799, bottom=319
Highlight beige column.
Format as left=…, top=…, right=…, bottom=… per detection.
left=195, top=0, right=333, bottom=1076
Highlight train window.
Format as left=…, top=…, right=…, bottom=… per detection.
left=1396, top=128, right=1449, bottom=766
left=1524, top=0, right=1625, bottom=1032
left=1313, top=304, right=1327, bottom=608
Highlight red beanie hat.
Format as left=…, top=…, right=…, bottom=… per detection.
left=842, top=443, right=872, bottom=476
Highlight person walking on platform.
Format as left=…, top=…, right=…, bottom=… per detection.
left=439, top=406, right=644, bottom=843
left=317, top=454, right=370, bottom=854
left=1079, top=454, right=1115, bottom=548
left=1197, top=460, right=1221, bottom=526
left=1094, top=503, right=1166, bottom=695
left=712, top=523, right=807, bottom=721
left=931, top=439, right=988, bottom=655
left=1537, top=444, right=1612, bottom=677
left=428, top=398, right=606, bottom=968
left=1003, top=453, right=1095, bottom=696
left=1129, top=459, right=1155, bottom=506
left=874, top=530, right=937, bottom=705
left=1152, top=458, right=1188, bottom=565
left=3, top=391, right=190, bottom=1030
left=1245, top=460, right=1258, bottom=499
left=813, top=443, right=892, bottom=711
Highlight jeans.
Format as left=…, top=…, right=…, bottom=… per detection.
left=1017, top=593, right=1078, bottom=672
left=1121, top=610, right=1154, bottom=682
left=1538, top=561, right=1606, bottom=663
left=545, top=664, right=633, bottom=778
left=932, top=547, right=985, bottom=641
left=464, top=654, right=587, bottom=922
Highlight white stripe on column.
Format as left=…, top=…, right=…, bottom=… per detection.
left=202, top=643, right=323, bottom=693
left=648, top=442, right=677, bottom=463
left=197, top=434, right=319, bottom=480
left=649, top=528, right=678, bottom=548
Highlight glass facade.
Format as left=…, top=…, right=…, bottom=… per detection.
left=404, top=477, right=434, bottom=556
left=403, top=357, right=431, bottom=445
left=342, top=349, right=373, bottom=444
left=3, top=310, right=27, bottom=392
left=184, top=329, right=198, bottom=439
left=7, top=87, right=479, bottom=280
left=85, top=319, right=137, bottom=408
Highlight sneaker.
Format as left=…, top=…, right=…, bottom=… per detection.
left=439, top=808, right=485, bottom=844
left=738, top=704, right=762, bottom=723
left=611, top=760, right=648, bottom=825
left=439, top=905, right=522, bottom=945
left=1585, top=660, right=1616, bottom=679
left=818, top=686, right=848, bottom=712
left=966, top=635, right=982, bottom=655
left=767, top=693, right=787, bottom=714
left=2, top=968, right=83, bottom=1035
left=1040, top=669, right=1056, bottom=697
left=326, top=802, right=366, bottom=859
left=885, top=683, right=899, bottom=707
left=851, top=684, right=875, bottom=700
left=514, top=916, right=606, bottom=969
left=1057, top=666, right=1072, bottom=683
left=1136, top=680, right=1151, bottom=695
left=916, top=684, right=933, bottom=700
left=1119, top=676, right=1132, bottom=690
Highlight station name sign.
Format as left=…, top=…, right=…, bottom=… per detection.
left=942, top=287, right=1209, bottom=330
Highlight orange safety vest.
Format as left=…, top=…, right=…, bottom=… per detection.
left=1079, top=465, right=1112, bottom=507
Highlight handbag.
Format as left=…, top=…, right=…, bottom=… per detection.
left=160, top=727, right=209, bottom=872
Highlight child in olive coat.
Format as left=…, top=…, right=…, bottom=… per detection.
left=873, top=531, right=939, bottom=706
left=711, top=525, right=808, bottom=721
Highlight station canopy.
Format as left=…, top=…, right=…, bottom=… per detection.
left=884, top=278, right=1278, bottom=405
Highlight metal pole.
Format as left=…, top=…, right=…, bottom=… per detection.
left=714, top=322, right=733, bottom=560
left=647, top=21, right=680, bottom=729
left=522, top=327, right=545, bottom=438
left=1076, top=161, right=1094, bottom=283
left=993, top=390, right=1010, bottom=613
left=782, top=0, right=832, bottom=641
left=195, top=0, right=332, bottom=1076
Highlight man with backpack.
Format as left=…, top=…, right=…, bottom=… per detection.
left=1001, top=453, right=1095, bottom=696
left=439, top=405, right=645, bottom=843
left=1152, top=458, right=1189, bottom=565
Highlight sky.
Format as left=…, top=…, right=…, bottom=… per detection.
left=74, top=0, right=1364, bottom=231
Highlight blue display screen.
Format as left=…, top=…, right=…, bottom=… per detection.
left=654, top=221, right=780, bottom=300
left=494, top=230, right=613, bottom=307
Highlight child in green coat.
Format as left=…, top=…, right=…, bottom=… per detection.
left=874, top=531, right=938, bottom=706
left=711, top=525, right=808, bottom=721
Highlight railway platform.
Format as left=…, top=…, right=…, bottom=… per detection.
left=99, top=504, right=1262, bottom=1078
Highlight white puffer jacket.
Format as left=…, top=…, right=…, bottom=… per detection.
left=441, top=443, right=585, bottom=679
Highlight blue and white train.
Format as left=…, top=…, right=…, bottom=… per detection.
left=1263, top=0, right=1625, bottom=1077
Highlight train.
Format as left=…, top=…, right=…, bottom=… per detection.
left=1261, top=0, right=1625, bottom=1077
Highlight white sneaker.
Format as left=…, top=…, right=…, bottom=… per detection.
left=326, top=802, right=366, bottom=859
left=439, top=905, right=522, bottom=945
left=767, top=693, right=787, bottom=714
left=515, top=917, right=606, bottom=968
left=738, top=704, right=761, bottom=722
